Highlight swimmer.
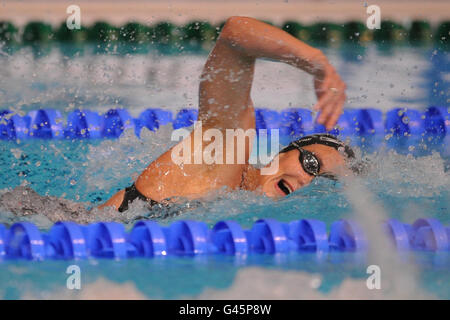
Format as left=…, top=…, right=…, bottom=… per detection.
left=99, top=16, right=353, bottom=212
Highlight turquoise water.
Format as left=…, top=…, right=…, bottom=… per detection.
left=0, top=43, right=449, bottom=299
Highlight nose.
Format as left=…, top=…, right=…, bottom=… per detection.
left=297, top=171, right=315, bottom=188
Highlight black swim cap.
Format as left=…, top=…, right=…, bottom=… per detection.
left=279, top=134, right=355, bottom=159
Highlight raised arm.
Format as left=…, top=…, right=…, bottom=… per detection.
left=99, top=17, right=348, bottom=211
left=199, top=16, right=346, bottom=131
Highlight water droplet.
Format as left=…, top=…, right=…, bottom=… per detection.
left=402, top=116, right=410, bottom=124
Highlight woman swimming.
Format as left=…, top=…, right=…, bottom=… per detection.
left=99, top=16, right=353, bottom=213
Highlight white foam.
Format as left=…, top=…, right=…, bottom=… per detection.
left=364, top=150, right=450, bottom=198
left=21, top=277, right=147, bottom=300
left=83, top=124, right=176, bottom=192
left=194, top=267, right=434, bottom=299
left=0, top=45, right=434, bottom=113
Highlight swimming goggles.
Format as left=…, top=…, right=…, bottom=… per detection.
left=297, top=147, right=338, bottom=180
left=279, top=134, right=351, bottom=180
left=298, top=148, right=321, bottom=177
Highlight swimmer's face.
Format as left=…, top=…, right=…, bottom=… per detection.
left=259, top=144, right=348, bottom=198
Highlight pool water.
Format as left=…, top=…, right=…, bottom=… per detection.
left=0, top=42, right=449, bottom=299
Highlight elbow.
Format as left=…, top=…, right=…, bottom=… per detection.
left=224, top=16, right=247, bottom=28
left=224, top=16, right=250, bottom=26
left=220, top=16, right=251, bottom=41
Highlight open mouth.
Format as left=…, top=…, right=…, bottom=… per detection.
left=277, top=179, right=293, bottom=196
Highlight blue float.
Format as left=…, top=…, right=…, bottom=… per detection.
left=279, top=108, right=314, bottom=137
left=128, top=220, right=168, bottom=257
left=65, top=109, right=102, bottom=139
left=46, top=222, right=88, bottom=259
left=101, top=109, right=134, bottom=138
left=1, top=107, right=449, bottom=142
left=436, top=106, right=449, bottom=127
left=423, top=107, right=445, bottom=136
left=329, top=219, right=367, bottom=252
left=249, top=219, right=289, bottom=254
left=0, top=218, right=448, bottom=260
left=135, top=108, right=173, bottom=137
left=211, top=220, right=248, bottom=255
left=85, top=222, right=128, bottom=259
left=28, top=109, right=64, bottom=139
left=0, top=110, right=31, bottom=140
left=172, top=109, right=198, bottom=129
left=5, top=222, right=46, bottom=260
left=166, top=220, right=209, bottom=255
left=384, top=219, right=413, bottom=251
left=255, top=109, right=281, bottom=131
left=385, top=108, right=424, bottom=136
left=0, top=224, right=6, bottom=259
left=333, top=109, right=358, bottom=136
left=342, top=108, right=384, bottom=135
left=447, top=227, right=450, bottom=247
left=313, top=111, right=340, bottom=136
left=412, top=218, right=448, bottom=252
left=288, top=219, right=329, bottom=252
left=357, top=108, right=384, bottom=135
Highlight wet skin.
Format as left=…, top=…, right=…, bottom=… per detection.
left=99, top=17, right=347, bottom=211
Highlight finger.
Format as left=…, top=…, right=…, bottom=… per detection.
left=313, top=72, right=333, bottom=105
left=314, top=83, right=329, bottom=106
left=314, top=97, right=332, bottom=118
left=315, top=84, right=341, bottom=118
left=318, top=82, right=346, bottom=126
left=317, top=75, right=346, bottom=129
left=325, top=93, right=346, bottom=130
left=314, top=79, right=337, bottom=112
left=325, top=106, right=343, bottom=131
left=314, top=68, right=342, bottom=113
left=317, top=98, right=335, bottom=124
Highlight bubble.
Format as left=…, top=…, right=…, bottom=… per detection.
left=11, top=149, right=23, bottom=159
left=310, top=277, right=322, bottom=289
left=401, top=116, right=410, bottom=124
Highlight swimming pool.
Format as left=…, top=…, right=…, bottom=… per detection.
left=0, top=42, right=449, bottom=299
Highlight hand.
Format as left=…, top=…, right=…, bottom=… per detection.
left=312, top=58, right=347, bottom=131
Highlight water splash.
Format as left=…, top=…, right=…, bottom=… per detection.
left=342, top=176, right=428, bottom=299
left=83, top=124, right=177, bottom=193
left=364, top=150, right=450, bottom=198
